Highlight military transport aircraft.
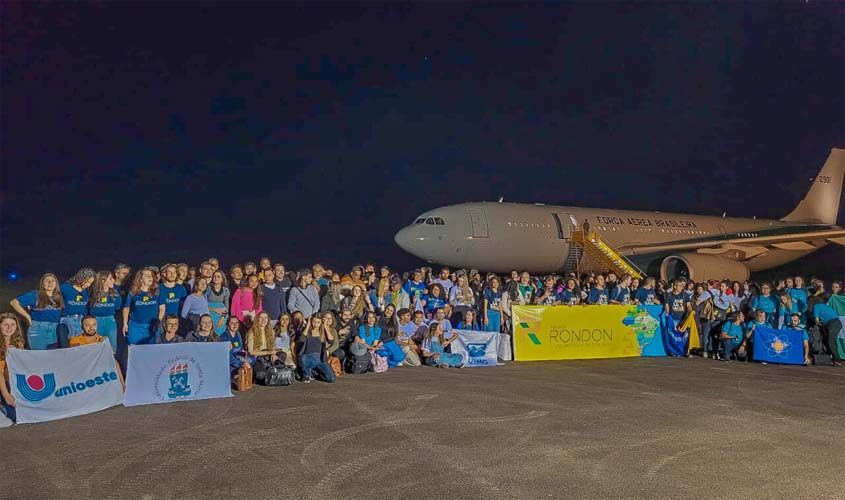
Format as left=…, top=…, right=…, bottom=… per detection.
left=394, top=149, right=845, bottom=281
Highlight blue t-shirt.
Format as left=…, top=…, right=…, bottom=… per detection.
left=15, top=290, right=61, bottom=323
left=782, top=324, right=809, bottom=341
left=611, top=286, right=631, bottom=305
left=124, top=290, right=160, bottom=324
left=483, top=289, right=503, bottom=311
left=159, top=284, right=187, bottom=316
left=587, top=287, right=609, bottom=305
left=89, top=291, right=121, bottom=317
left=403, top=281, right=426, bottom=302
left=60, top=282, right=89, bottom=316
left=665, top=292, right=689, bottom=320
left=423, top=295, right=447, bottom=313
left=557, top=288, right=579, bottom=306
left=357, top=325, right=382, bottom=346
left=787, top=287, right=808, bottom=312
left=814, top=303, right=839, bottom=325
left=721, top=321, right=745, bottom=344
left=751, top=294, right=778, bottom=315
left=634, top=287, right=656, bottom=305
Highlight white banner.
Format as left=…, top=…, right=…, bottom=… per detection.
left=8, top=342, right=123, bottom=424
left=450, top=329, right=502, bottom=367
left=124, top=342, right=232, bottom=406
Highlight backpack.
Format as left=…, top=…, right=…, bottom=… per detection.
left=345, top=353, right=371, bottom=374
left=701, top=298, right=717, bottom=321
left=372, top=352, right=388, bottom=373
left=264, top=364, right=295, bottom=386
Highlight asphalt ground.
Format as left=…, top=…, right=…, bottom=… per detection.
left=2, top=357, right=844, bottom=500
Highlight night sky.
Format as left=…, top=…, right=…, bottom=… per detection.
left=2, top=3, right=843, bottom=281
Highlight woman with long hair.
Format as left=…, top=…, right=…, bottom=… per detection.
left=778, top=293, right=799, bottom=329
left=58, top=267, right=97, bottom=347
left=273, top=313, right=295, bottom=368
left=423, top=283, right=448, bottom=319
left=421, top=321, right=463, bottom=368
left=296, top=315, right=336, bottom=383
left=320, top=281, right=343, bottom=314
left=231, top=274, right=263, bottom=326
left=448, top=275, right=475, bottom=320
left=186, top=314, right=220, bottom=342
left=369, top=278, right=390, bottom=314
left=1, top=313, right=26, bottom=422
left=88, top=270, right=121, bottom=353
left=377, top=303, right=406, bottom=367
left=456, top=309, right=481, bottom=331
left=341, top=285, right=372, bottom=320
left=10, top=273, right=64, bottom=350
left=122, top=269, right=161, bottom=345
left=482, top=276, right=504, bottom=333
left=322, top=311, right=342, bottom=363
left=206, top=270, right=231, bottom=335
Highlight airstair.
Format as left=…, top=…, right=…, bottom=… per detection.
left=570, top=230, right=644, bottom=279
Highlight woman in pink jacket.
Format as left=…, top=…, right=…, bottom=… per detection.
left=231, top=274, right=263, bottom=326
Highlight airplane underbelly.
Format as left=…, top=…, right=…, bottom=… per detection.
left=463, top=237, right=567, bottom=273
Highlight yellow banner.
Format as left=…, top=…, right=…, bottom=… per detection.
left=512, top=305, right=642, bottom=361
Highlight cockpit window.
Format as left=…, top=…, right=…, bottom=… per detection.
left=414, top=218, right=425, bottom=225
left=425, top=217, right=435, bottom=225
left=434, top=217, right=445, bottom=225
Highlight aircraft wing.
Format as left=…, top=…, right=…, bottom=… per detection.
left=626, top=227, right=845, bottom=256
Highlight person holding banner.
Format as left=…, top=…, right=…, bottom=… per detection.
left=88, top=271, right=121, bottom=353
left=586, top=275, right=609, bottom=305
left=719, top=312, right=747, bottom=361
left=781, top=313, right=812, bottom=366
left=421, top=322, right=463, bottom=368
left=664, top=280, right=692, bottom=323
left=10, top=273, right=64, bottom=350
left=122, top=269, right=161, bottom=345
left=0, top=313, right=26, bottom=422
left=633, top=277, right=660, bottom=305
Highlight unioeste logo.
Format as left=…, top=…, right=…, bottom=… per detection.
left=16, top=371, right=119, bottom=402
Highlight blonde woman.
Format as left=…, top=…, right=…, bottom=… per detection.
left=448, top=274, right=475, bottom=324
left=342, top=285, right=372, bottom=320
left=274, top=313, right=296, bottom=368
left=369, top=278, right=390, bottom=314
left=296, top=315, right=336, bottom=383
left=246, top=311, right=279, bottom=383
left=1, top=313, right=26, bottom=422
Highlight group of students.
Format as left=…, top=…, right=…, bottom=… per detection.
left=2, top=258, right=843, bottom=423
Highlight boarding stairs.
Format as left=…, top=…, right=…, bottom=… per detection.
left=570, top=230, right=644, bottom=279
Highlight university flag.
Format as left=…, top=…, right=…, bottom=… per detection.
left=828, top=295, right=845, bottom=315
left=752, top=325, right=805, bottom=365
left=123, top=342, right=232, bottom=406
left=7, top=342, right=123, bottom=424
left=450, top=329, right=501, bottom=367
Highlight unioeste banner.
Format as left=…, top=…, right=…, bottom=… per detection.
left=8, top=341, right=124, bottom=424
left=123, top=342, right=232, bottom=407
left=512, top=305, right=648, bottom=361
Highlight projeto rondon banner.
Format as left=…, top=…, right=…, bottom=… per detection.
left=7, top=341, right=124, bottom=424
left=123, top=343, right=232, bottom=407
left=511, top=305, right=658, bottom=361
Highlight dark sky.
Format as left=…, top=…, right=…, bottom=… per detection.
left=1, top=3, right=843, bottom=280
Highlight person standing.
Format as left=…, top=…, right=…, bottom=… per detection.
left=122, top=269, right=161, bottom=345
left=158, top=264, right=187, bottom=322
left=206, top=270, right=231, bottom=335
left=261, top=268, right=287, bottom=327
left=231, top=274, right=263, bottom=326
left=288, top=271, right=320, bottom=319
left=58, top=268, right=96, bottom=347
left=10, top=273, right=63, bottom=350
left=88, top=271, right=121, bottom=353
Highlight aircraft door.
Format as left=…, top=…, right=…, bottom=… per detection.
left=552, top=213, right=575, bottom=239
left=469, top=209, right=489, bottom=238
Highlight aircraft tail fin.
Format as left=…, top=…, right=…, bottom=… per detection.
left=781, top=148, right=844, bottom=225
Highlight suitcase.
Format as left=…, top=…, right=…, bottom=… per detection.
left=236, top=363, right=253, bottom=391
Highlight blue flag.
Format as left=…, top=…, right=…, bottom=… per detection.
left=663, top=315, right=689, bottom=357
left=752, top=325, right=804, bottom=365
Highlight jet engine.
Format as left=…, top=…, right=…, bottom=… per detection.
left=660, top=253, right=750, bottom=282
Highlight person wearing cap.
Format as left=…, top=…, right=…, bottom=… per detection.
left=386, top=278, right=410, bottom=311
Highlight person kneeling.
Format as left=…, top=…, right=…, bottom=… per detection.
left=421, top=322, right=463, bottom=368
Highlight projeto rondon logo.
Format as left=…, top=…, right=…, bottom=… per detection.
left=16, top=373, right=57, bottom=402
left=518, top=322, right=543, bottom=345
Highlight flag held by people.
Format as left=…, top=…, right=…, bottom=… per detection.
left=752, top=325, right=804, bottom=365
left=664, top=314, right=699, bottom=356
left=450, top=329, right=501, bottom=367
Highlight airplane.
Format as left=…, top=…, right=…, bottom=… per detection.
left=394, top=148, right=845, bottom=282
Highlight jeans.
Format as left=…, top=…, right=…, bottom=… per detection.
left=127, top=320, right=155, bottom=345
left=58, top=316, right=83, bottom=348
left=699, top=321, right=715, bottom=353
left=377, top=340, right=406, bottom=368
left=95, top=316, right=118, bottom=354
left=299, top=352, right=336, bottom=383
left=27, top=320, right=59, bottom=350
left=823, top=319, right=843, bottom=362
left=721, top=338, right=741, bottom=359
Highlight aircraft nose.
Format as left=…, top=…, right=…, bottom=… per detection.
left=394, top=227, right=413, bottom=252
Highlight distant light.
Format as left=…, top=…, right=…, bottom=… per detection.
left=8, top=273, right=18, bottom=281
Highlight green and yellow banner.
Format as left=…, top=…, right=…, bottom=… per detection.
left=512, top=305, right=646, bottom=361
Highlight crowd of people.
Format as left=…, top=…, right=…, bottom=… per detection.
left=2, top=258, right=843, bottom=424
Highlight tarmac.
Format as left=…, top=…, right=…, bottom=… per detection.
left=2, top=357, right=843, bottom=500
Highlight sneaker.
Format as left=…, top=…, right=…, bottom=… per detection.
left=396, top=361, right=405, bottom=367
left=303, top=378, right=312, bottom=384
left=457, top=363, right=465, bottom=369
left=702, top=352, right=709, bottom=359
left=438, top=363, right=448, bottom=369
